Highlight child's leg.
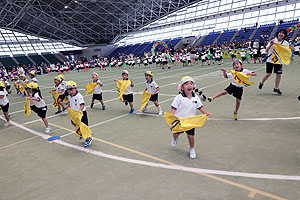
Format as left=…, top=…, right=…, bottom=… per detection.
left=173, top=133, right=180, bottom=139
left=154, top=100, right=162, bottom=113
left=100, top=100, right=105, bottom=106
left=235, top=98, right=241, bottom=113
left=275, top=74, right=281, bottom=89
left=42, top=118, right=49, bottom=128
left=91, top=98, right=95, bottom=104
left=129, top=102, right=134, bottom=109
left=187, top=135, right=194, bottom=148
left=261, top=73, right=272, bottom=84
left=3, top=111, right=10, bottom=122
left=213, top=90, right=228, bottom=99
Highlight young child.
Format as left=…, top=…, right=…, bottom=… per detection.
left=90, top=72, right=105, bottom=110
left=143, top=71, right=163, bottom=115
left=49, top=76, right=65, bottom=114
left=64, top=81, right=93, bottom=148
left=0, top=81, right=11, bottom=127
left=114, top=70, right=134, bottom=113
left=13, top=75, right=21, bottom=95
left=207, top=59, right=256, bottom=120
left=19, top=74, right=29, bottom=96
left=171, top=76, right=211, bottom=159
left=27, top=82, right=51, bottom=133
left=29, top=71, right=38, bottom=83
left=239, top=49, right=250, bottom=64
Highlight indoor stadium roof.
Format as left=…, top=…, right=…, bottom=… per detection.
left=0, top=0, right=198, bottom=46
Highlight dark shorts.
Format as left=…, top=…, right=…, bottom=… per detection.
left=231, top=54, right=236, bottom=58
left=149, top=93, right=158, bottom=102
left=92, top=93, right=103, bottom=101
left=31, top=105, right=47, bottom=118
left=294, top=51, right=299, bottom=55
left=81, top=110, right=88, bottom=126
left=58, top=94, right=65, bottom=101
left=1, top=103, right=9, bottom=112
left=162, top=61, right=168, bottom=65
left=241, top=57, right=247, bottom=61
left=177, top=128, right=195, bottom=136
left=187, top=60, right=191, bottom=63
left=253, top=54, right=259, bottom=58
left=225, top=83, right=243, bottom=100
left=123, top=93, right=133, bottom=102
left=266, top=62, right=283, bottom=74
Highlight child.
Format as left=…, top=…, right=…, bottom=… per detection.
left=27, top=83, right=51, bottom=133
left=49, top=76, right=65, bottom=114
left=258, top=29, right=289, bottom=95
left=0, top=81, right=11, bottom=127
left=143, top=71, right=163, bottom=115
left=64, top=81, right=93, bottom=148
left=90, top=72, right=105, bottom=110
left=207, top=59, right=256, bottom=120
left=253, top=48, right=261, bottom=63
left=239, top=49, right=250, bottom=64
left=29, top=71, right=38, bottom=83
left=114, top=70, right=134, bottom=113
left=13, top=76, right=21, bottom=95
left=3, top=77, right=11, bottom=94
left=171, top=76, right=211, bottom=159
left=19, top=74, right=29, bottom=96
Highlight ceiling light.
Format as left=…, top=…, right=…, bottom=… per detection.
left=64, top=5, right=68, bottom=9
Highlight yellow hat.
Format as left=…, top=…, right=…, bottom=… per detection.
left=27, top=82, right=39, bottom=89
left=92, top=72, right=99, bottom=77
left=232, top=59, right=243, bottom=66
left=14, top=75, right=19, bottom=79
left=29, top=71, right=35, bottom=76
left=20, top=74, right=26, bottom=78
left=0, top=81, right=5, bottom=87
left=58, top=74, right=64, bottom=80
left=54, top=76, right=62, bottom=82
left=122, top=70, right=129, bottom=75
left=144, top=71, right=153, bottom=77
left=66, top=81, right=77, bottom=89
left=181, top=76, right=195, bottom=85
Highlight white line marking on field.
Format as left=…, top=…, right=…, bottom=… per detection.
left=1, top=115, right=300, bottom=181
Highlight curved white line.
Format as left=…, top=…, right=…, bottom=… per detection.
left=2, top=116, right=300, bottom=181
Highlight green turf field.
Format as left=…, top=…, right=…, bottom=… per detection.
left=1, top=58, right=300, bottom=200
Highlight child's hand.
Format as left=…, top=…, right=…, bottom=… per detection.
left=221, top=68, right=227, bottom=72
left=270, top=39, right=274, bottom=45
left=151, top=92, right=155, bottom=96
left=130, top=79, right=133, bottom=82
left=205, top=112, right=211, bottom=116
left=114, top=79, right=117, bottom=82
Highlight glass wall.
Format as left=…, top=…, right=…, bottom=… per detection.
left=116, top=0, right=299, bottom=46
left=0, top=28, right=83, bottom=56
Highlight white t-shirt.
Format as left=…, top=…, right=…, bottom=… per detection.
left=123, top=80, right=133, bottom=95
left=32, top=92, right=46, bottom=108
left=0, top=90, right=9, bottom=106
left=227, top=69, right=253, bottom=88
left=68, top=92, right=86, bottom=111
left=260, top=49, right=266, bottom=54
left=55, top=84, right=64, bottom=95
left=31, top=77, right=38, bottom=83
left=294, top=46, right=299, bottom=52
left=93, top=80, right=103, bottom=94
left=161, top=53, right=166, bottom=62
left=146, top=80, right=159, bottom=94
left=171, top=93, right=203, bottom=118
left=240, top=52, right=246, bottom=57
left=253, top=49, right=258, bottom=55
left=253, top=42, right=259, bottom=49
left=266, top=38, right=289, bottom=63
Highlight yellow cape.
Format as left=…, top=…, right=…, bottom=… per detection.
left=164, top=112, right=208, bottom=133
left=272, top=43, right=292, bottom=65
left=51, top=91, right=60, bottom=108
left=226, top=70, right=254, bottom=87
left=20, top=82, right=27, bottom=89
left=68, top=108, right=92, bottom=139
left=85, top=82, right=98, bottom=96
left=24, top=98, right=31, bottom=117
left=13, top=81, right=19, bottom=90
left=139, top=91, right=152, bottom=112
left=116, top=80, right=131, bottom=102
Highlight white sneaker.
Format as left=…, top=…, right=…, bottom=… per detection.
left=158, top=111, right=163, bottom=116
left=45, top=127, right=51, bottom=134
left=189, top=148, right=196, bottom=159
left=171, top=138, right=178, bottom=147
left=4, top=122, right=11, bottom=127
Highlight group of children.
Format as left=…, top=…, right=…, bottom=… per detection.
left=0, top=29, right=296, bottom=158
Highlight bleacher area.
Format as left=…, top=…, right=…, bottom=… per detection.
left=0, top=56, right=17, bottom=68
left=251, top=23, right=275, bottom=41
left=42, top=53, right=61, bottom=64
left=109, top=37, right=182, bottom=57
left=14, top=55, right=33, bottom=66
left=232, top=26, right=256, bottom=42
left=200, top=32, right=220, bottom=46
left=28, top=54, right=48, bottom=65
left=216, top=29, right=237, bottom=45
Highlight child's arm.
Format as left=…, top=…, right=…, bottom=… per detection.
left=64, top=96, right=70, bottom=109
left=79, top=104, right=84, bottom=112
left=130, top=79, right=134, bottom=87
left=98, top=81, right=103, bottom=87
left=152, top=87, right=160, bottom=95
left=220, top=68, right=228, bottom=78
left=247, top=72, right=257, bottom=76
left=171, top=108, right=176, bottom=114
left=199, top=107, right=211, bottom=116
left=266, top=39, right=274, bottom=52
left=26, top=96, right=40, bottom=101
left=144, top=87, right=147, bottom=91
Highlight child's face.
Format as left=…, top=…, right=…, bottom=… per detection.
left=182, top=81, right=194, bottom=94
left=54, top=79, right=60, bottom=85
left=67, top=88, right=76, bottom=96
left=233, top=62, right=242, bottom=71
left=29, top=74, right=33, bottom=79
left=92, top=74, right=98, bottom=81
left=278, top=31, right=286, bottom=40
left=122, top=73, right=128, bottom=79
left=145, top=75, right=152, bottom=82
left=20, top=76, right=25, bottom=81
